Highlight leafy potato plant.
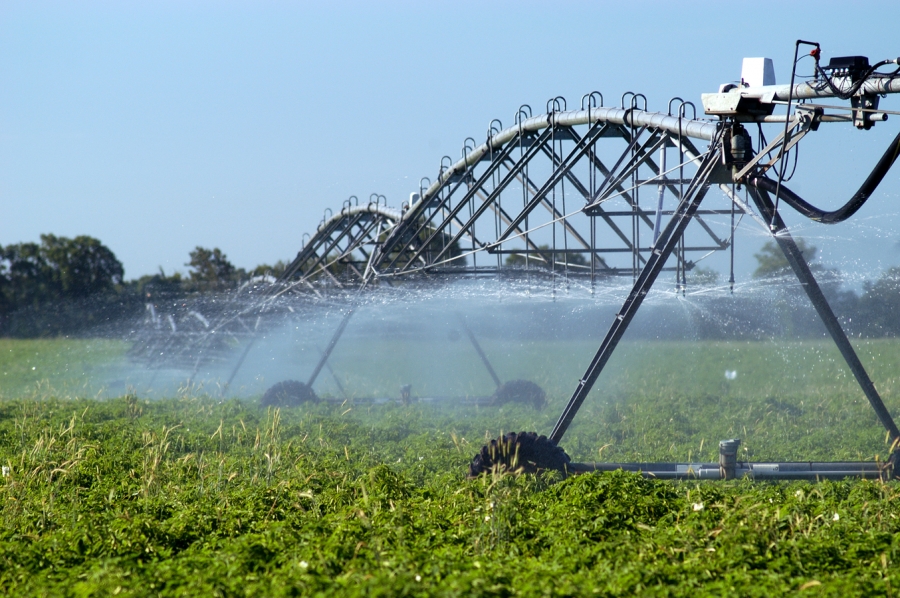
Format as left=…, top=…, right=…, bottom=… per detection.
left=2, top=336, right=900, bottom=595
left=0, top=394, right=898, bottom=597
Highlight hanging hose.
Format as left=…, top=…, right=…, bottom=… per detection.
left=748, top=128, right=900, bottom=224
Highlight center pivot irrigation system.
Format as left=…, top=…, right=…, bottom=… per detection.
left=136, top=41, right=900, bottom=480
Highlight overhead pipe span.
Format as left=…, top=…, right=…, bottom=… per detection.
left=412, top=107, right=720, bottom=217
left=317, top=204, right=402, bottom=233
left=277, top=203, right=402, bottom=285
left=738, top=75, right=900, bottom=105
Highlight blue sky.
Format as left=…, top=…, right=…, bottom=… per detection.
left=2, top=0, right=900, bottom=282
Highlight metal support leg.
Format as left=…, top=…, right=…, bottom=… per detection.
left=316, top=344, right=349, bottom=399
left=221, top=337, right=256, bottom=395
left=458, top=313, right=502, bottom=389
left=549, top=145, right=722, bottom=444
left=307, top=308, right=354, bottom=388
left=750, top=186, right=900, bottom=443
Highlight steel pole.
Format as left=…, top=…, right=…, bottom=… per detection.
left=307, top=307, right=354, bottom=388
left=549, top=140, right=723, bottom=444
left=749, top=186, right=900, bottom=443
left=457, top=313, right=502, bottom=389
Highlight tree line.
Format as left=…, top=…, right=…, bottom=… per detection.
left=0, top=235, right=284, bottom=337
left=2, top=233, right=900, bottom=339
left=688, top=239, right=900, bottom=340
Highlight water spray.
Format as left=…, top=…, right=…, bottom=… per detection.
left=129, top=40, right=900, bottom=480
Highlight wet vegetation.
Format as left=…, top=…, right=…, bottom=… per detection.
left=3, top=338, right=900, bottom=595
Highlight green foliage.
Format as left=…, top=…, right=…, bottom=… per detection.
left=2, top=331, right=900, bottom=594
left=752, top=238, right=817, bottom=279
left=0, top=234, right=124, bottom=308
left=0, top=236, right=290, bottom=338
left=251, top=260, right=287, bottom=279
left=859, top=266, right=900, bottom=337
left=0, top=394, right=898, bottom=596
left=186, top=247, right=245, bottom=289
left=0, top=235, right=130, bottom=337
left=0, top=338, right=127, bottom=399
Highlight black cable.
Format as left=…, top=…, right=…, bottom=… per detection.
left=756, top=123, right=769, bottom=159
left=749, top=128, right=900, bottom=224
left=815, top=59, right=897, bottom=100
left=782, top=142, right=800, bottom=182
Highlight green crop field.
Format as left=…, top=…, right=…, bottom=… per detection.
left=2, top=337, right=900, bottom=596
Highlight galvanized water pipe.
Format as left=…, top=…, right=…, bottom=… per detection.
left=738, top=76, right=900, bottom=104
left=412, top=108, right=720, bottom=215
left=316, top=204, right=402, bottom=233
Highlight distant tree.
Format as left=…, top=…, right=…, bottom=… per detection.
left=186, top=247, right=243, bottom=286
left=0, top=234, right=128, bottom=337
left=857, top=266, right=900, bottom=337
left=0, top=234, right=123, bottom=309
left=749, top=237, right=864, bottom=338
left=40, top=234, right=124, bottom=297
left=251, top=260, right=287, bottom=279
left=752, top=238, right=818, bottom=279
left=0, top=241, right=50, bottom=308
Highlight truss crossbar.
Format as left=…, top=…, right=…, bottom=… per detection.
left=549, top=138, right=724, bottom=443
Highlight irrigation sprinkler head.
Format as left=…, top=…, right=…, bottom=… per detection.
left=719, top=439, right=741, bottom=480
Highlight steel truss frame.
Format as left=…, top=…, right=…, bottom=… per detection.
left=280, top=98, right=900, bottom=481
left=142, top=103, right=737, bottom=378
left=204, top=103, right=742, bottom=393
left=284, top=103, right=736, bottom=288
left=545, top=106, right=900, bottom=480
left=131, top=67, right=900, bottom=480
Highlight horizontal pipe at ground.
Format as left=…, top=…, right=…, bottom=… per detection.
left=569, top=461, right=886, bottom=480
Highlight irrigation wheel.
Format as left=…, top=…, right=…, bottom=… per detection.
left=491, top=379, right=547, bottom=410
left=467, top=431, right=570, bottom=478
left=260, top=380, right=319, bottom=408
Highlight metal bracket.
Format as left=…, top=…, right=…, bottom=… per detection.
left=732, top=107, right=821, bottom=183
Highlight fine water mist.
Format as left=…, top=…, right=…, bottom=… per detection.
left=11, top=265, right=900, bottom=462
left=25, top=267, right=888, bottom=397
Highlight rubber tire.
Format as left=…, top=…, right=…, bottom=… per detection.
left=467, top=431, right=570, bottom=478
left=260, top=380, right=319, bottom=408
left=491, top=379, right=547, bottom=410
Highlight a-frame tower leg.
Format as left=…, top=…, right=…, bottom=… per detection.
left=549, top=144, right=723, bottom=444
left=749, top=185, right=900, bottom=445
